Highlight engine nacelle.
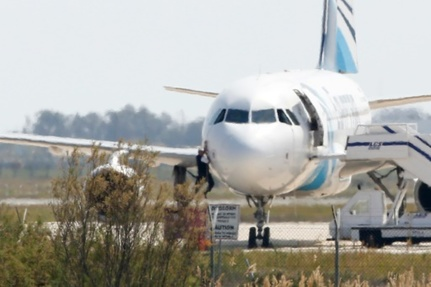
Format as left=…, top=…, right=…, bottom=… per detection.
left=86, top=163, right=139, bottom=216
left=90, top=163, right=136, bottom=190
left=90, top=163, right=136, bottom=179
left=414, top=180, right=431, bottom=213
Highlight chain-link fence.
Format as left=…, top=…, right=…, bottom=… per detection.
left=193, top=206, right=431, bottom=286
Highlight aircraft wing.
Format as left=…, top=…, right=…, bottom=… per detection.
left=164, top=88, right=431, bottom=108
left=164, top=86, right=218, bottom=98
left=369, top=94, right=431, bottom=109
left=0, top=133, right=197, bottom=167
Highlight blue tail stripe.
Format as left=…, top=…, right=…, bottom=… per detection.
left=319, top=0, right=358, bottom=74
left=336, top=29, right=358, bottom=73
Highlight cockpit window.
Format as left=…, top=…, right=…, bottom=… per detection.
left=225, top=109, right=249, bottom=123
left=213, top=109, right=226, bottom=124
left=252, top=109, right=276, bottom=123
left=277, top=109, right=292, bottom=125
left=286, top=109, right=300, bottom=125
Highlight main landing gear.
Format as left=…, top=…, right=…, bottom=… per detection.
left=246, top=195, right=273, bottom=248
left=367, top=166, right=407, bottom=202
left=367, top=166, right=407, bottom=218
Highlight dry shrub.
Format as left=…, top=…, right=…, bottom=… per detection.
left=387, top=268, right=431, bottom=287
left=51, top=145, right=207, bottom=287
left=238, top=266, right=431, bottom=287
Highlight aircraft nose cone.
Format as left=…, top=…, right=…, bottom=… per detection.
left=207, top=124, right=293, bottom=195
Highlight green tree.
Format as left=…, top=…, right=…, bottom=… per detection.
left=32, top=110, right=68, bottom=136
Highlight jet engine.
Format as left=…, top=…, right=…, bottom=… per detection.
left=85, top=158, right=139, bottom=217
left=414, top=180, right=431, bottom=213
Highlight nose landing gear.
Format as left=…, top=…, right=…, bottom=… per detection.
left=246, top=195, right=273, bottom=248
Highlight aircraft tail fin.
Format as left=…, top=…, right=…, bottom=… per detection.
left=318, top=0, right=358, bottom=73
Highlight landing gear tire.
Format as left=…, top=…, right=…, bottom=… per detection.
left=248, top=227, right=257, bottom=249
left=361, top=230, right=384, bottom=248
left=262, top=227, right=270, bottom=248
left=409, top=238, right=421, bottom=245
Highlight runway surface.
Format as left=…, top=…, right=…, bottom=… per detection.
left=3, top=198, right=431, bottom=253
left=219, top=222, right=431, bottom=253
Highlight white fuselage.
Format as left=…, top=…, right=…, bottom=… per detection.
left=202, top=69, right=371, bottom=197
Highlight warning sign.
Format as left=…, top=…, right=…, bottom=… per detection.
left=209, top=204, right=240, bottom=240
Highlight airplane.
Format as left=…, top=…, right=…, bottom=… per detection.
left=2, top=0, right=431, bottom=248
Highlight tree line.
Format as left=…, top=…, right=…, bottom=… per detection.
left=23, top=104, right=204, bottom=147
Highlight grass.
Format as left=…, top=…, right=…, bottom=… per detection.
left=0, top=177, right=52, bottom=199
left=241, top=204, right=344, bottom=222
left=0, top=203, right=344, bottom=223
left=0, top=204, right=55, bottom=222
left=216, top=248, right=431, bottom=286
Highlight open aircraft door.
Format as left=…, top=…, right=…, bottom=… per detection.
left=293, top=89, right=324, bottom=147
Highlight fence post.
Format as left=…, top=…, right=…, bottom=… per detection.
left=331, top=205, right=340, bottom=287
left=208, top=206, right=219, bottom=287
left=217, top=239, right=222, bottom=278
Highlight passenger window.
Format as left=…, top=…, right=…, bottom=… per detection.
left=251, top=109, right=276, bottom=123
left=286, top=109, right=300, bottom=125
left=277, top=109, right=292, bottom=125
left=225, top=109, right=249, bottom=123
left=213, top=109, right=226, bottom=124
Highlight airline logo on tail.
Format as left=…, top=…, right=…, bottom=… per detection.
left=319, top=0, right=358, bottom=73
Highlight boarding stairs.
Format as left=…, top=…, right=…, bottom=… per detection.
left=345, top=124, right=431, bottom=187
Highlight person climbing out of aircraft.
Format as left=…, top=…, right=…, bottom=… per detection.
left=195, top=143, right=214, bottom=198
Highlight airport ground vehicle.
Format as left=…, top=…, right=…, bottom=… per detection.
left=328, top=123, right=431, bottom=248
left=330, top=188, right=431, bottom=248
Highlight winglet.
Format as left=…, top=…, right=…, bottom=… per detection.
left=318, top=0, right=358, bottom=73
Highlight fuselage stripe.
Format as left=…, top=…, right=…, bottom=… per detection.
left=298, top=160, right=329, bottom=191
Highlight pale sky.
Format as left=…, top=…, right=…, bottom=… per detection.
left=1, top=1, right=431, bottom=133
